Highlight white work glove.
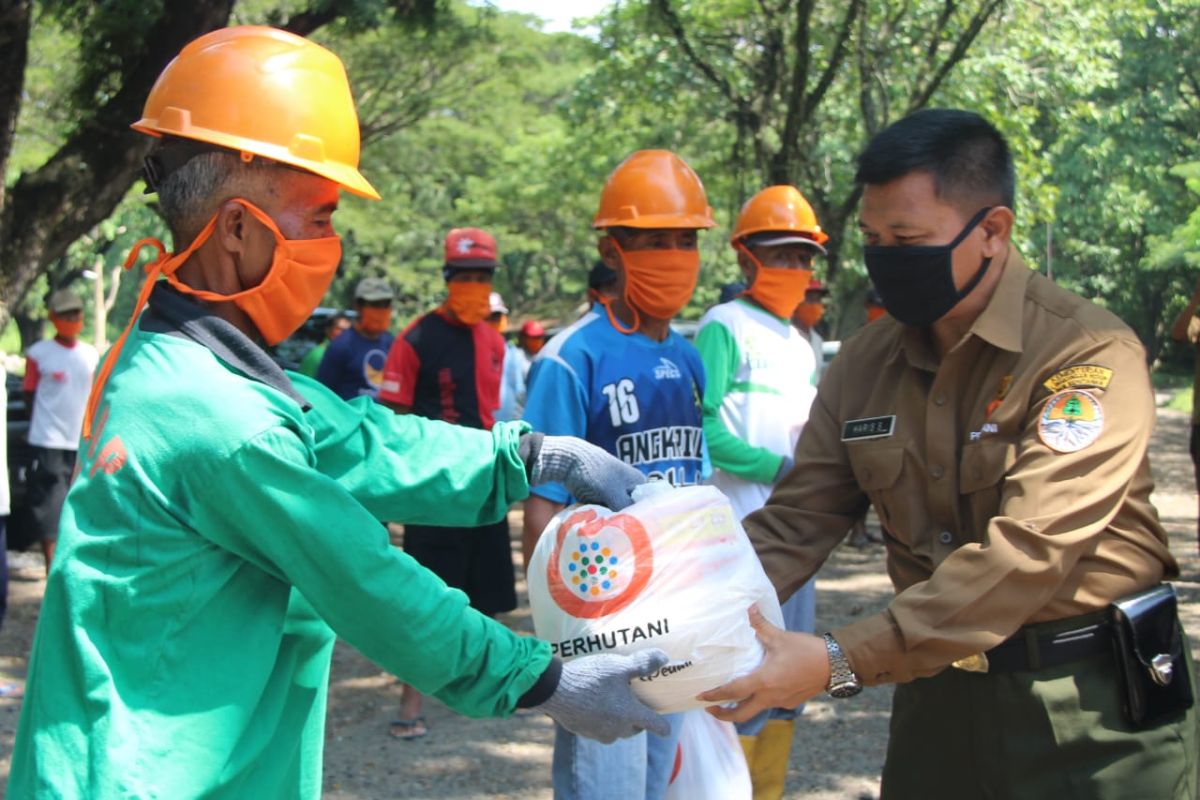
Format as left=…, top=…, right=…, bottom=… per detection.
left=519, top=432, right=645, bottom=511
left=536, top=649, right=671, bottom=743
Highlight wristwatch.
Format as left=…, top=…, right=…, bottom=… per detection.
left=823, top=633, right=862, bottom=698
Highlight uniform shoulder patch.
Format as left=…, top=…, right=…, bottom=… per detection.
left=1042, top=364, right=1113, bottom=393
left=1037, top=389, right=1104, bottom=453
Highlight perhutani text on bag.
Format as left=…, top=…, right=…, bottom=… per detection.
left=552, top=618, right=671, bottom=658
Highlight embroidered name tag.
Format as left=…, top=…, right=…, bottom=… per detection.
left=1043, top=364, right=1113, bottom=393
left=842, top=415, right=896, bottom=441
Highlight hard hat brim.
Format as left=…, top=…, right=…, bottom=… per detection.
left=131, top=122, right=381, bottom=200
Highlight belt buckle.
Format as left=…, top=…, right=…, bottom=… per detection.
left=951, top=653, right=990, bottom=673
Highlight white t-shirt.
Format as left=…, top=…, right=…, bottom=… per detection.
left=24, top=338, right=99, bottom=450
left=697, top=299, right=818, bottom=518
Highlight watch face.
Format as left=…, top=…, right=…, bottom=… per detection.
left=829, top=681, right=863, bottom=699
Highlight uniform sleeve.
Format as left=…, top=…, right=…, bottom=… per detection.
left=693, top=320, right=782, bottom=484
left=290, top=372, right=529, bottom=526
left=744, top=354, right=871, bottom=604
left=522, top=354, right=589, bottom=504
left=298, top=344, right=324, bottom=378
left=186, top=426, right=551, bottom=718
left=835, top=336, right=1159, bottom=685
left=378, top=334, right=419, bottom=406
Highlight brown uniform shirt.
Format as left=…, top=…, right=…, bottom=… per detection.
left=745, top=247, right=1178, bottom=686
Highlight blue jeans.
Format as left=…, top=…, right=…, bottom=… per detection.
left=736, top=577, right=816, bottom=737
left=551, top=711, right=684, bottom=799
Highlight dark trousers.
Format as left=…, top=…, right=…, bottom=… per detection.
left=403, top=519, right=516, bottom=616
left=881, top=636, right=1198, bottom=799
left=28, top=446, right=77, bottom=542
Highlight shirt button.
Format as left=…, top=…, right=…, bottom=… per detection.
left=930, top=464, right=944, bottom=479
left=939, top=530, right=954, bottom=545
left=934, top=393, right=947, bottom=406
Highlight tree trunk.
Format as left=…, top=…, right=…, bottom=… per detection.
left=0, top=0, right=236, bottom=330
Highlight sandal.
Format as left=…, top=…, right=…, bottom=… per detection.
left=389, top=716, right=427, bottom=740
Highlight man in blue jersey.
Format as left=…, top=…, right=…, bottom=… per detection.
left=522, top=149, right=714, bottom=800
left=316, top=276, right=394, bottom=400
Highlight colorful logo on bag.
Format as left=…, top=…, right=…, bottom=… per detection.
left=547, top=508, right=654, bottom=619
left=1037, top=388, right=1104, bottom=453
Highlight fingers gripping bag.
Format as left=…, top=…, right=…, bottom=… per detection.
left=528, top=483, right=784, bottom=713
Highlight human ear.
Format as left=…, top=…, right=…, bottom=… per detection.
left=980, top=207, right=1014, bottom=257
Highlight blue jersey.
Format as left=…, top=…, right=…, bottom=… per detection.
left=315, top=327, right=394, bottom=401
left=524, top=310, right=708, bottom=504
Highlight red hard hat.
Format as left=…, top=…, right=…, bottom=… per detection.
left=521, top=320, right=546, bottom=337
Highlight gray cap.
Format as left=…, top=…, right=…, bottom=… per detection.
left=489, top=292, right=509, bottom=315
left=354, top=277, right=394, bottom=302
left=743, top=231, right=827, bottom=255
left=48, top=289, right=84, bottom=314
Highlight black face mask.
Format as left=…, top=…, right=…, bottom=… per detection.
left=863, top=206, right=993, bottom=327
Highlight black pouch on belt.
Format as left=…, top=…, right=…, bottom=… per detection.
left=1109, top=583, right=1194, bottom=729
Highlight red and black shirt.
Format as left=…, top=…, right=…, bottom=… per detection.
left=379, top=308, right=505, bottom=430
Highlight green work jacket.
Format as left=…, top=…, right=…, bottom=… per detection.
left=9, top=287, right=551, bottom=798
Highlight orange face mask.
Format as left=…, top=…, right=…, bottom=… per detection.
left=793, top=303, right=825, bottom=329
left=866, top=306, right=887, bottom=323
left=606, top=238, right=700, bottom=333
left=524, top=337, right=545, bottom=356
left=738, top=245, right=812, bottom=319
left=445, top=281, right=492, bottom=326
left=487, top=313, right=509, bottom=334
left=52, top=317, right=84, bottom=339
left=84, top=198, right=341, bottom=439
left=359, top=307, right=392, bottom=334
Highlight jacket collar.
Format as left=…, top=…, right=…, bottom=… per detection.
left=140, top=283, right=311, bottom=410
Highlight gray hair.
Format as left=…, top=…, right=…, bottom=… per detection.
left=157, top=150, right=280, bottom=246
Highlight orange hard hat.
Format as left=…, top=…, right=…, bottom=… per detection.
left=593, top=150, right=715, bottom=230
left=132, top=26, right=379, bottom=200
left=731, top=185, right=828, bottom=247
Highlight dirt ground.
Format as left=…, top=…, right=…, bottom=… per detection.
left=1, top=405, right=1198, bottom=799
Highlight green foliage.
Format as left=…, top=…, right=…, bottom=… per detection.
left=11, top=0, right=1200, bottom=354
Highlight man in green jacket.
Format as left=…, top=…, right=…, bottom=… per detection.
left=10, top=26, right=666, bottom=798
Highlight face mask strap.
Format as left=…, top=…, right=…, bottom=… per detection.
left=948, top=206, right=994, bottom=249
left=604, top=236, right=642, bottom=334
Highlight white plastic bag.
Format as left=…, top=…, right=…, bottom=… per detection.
left=665, top=710, right=752, bottom=800
left=527, top=484, right=783, bottom=713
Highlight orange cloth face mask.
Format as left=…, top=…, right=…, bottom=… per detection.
left=84, top=198, right=341, bottom=439
left=737, top=244, right=811, bottom=320
left=445, top=281, right=492, bottom=326
left=604, top=239, right=700, bottom=333
left=51, top=317, right=84, bottom=339
left=358, top=307, right=392, bottom=334
left=866, top=306, right=887, bottom=323
left=793, top=303, right=825, bottom=329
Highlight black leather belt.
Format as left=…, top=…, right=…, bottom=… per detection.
left=949, top=611, right=1114, bottom=674
left=983, top=613, right=1112, bottom=673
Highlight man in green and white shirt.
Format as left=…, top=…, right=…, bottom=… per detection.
left=694, top=185, right=828, bottom=800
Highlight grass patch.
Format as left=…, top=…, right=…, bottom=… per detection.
left=1167, top=386, right=1194, bottom=413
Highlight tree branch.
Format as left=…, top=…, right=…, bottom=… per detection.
left=0, top=0, right=32, bottom=215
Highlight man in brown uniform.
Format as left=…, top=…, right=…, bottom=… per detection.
left=702, top=109, right=1197, bottom=798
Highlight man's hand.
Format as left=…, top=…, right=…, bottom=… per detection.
left=519, top=433, right=645, bottom=511
left=537, top=649, right=671, bottom=743
left=697, top=607, right=831, bottom=723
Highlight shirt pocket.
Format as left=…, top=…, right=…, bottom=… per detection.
left=958, top=438, right=1017, bottom=542
left=847, top=443, right=907, bottom=538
